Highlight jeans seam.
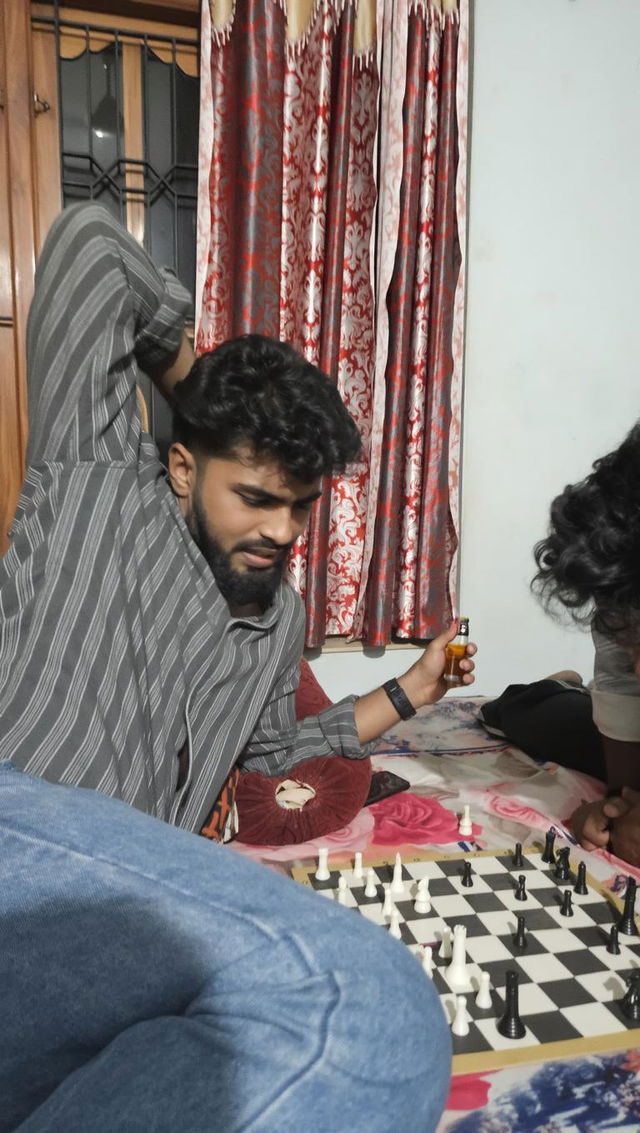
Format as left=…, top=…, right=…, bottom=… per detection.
left=234, top=970, right=341, bottom=1133
left=0, top=821, right=295, bottom=952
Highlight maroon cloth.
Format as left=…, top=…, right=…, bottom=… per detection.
left=235, top=753, right=372, bottom=846
left=236, top=658, right=371, bottom=845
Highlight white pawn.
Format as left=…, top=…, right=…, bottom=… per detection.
left=414, top=876, right=431, bottom=915
left=382, top=883, right=394, bottom=917
left=458, top=805, right=473, bottom=838
left=391, top=851, right=405, bottom=896
left=364, top=867, right=377, bottom=898
left=315, top=846, right=330, bottom=882
left=352, top=851, right=364, bottom=881
left=337, top=875, right=349, bottom=905
left=388, top=908, right=402, bottom=939
left=439, top=926, right=452, bottom=960
left=421, top=945, right=434, bottom=976
left=451, top=995, right=470, bottom=1037
left=475, top=970, right=492, bottom=1010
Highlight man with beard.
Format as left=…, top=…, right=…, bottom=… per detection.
left=0, top=202, right=463, bottom=1131
left=1, top=203, right=475, bottom=837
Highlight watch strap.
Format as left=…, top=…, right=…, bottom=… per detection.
left=382, top=678, right=417, bottom=720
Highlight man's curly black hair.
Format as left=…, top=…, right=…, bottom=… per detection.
left=532, top=421, right=640, bottom=646
left=172, top=334, right=361, bottom=481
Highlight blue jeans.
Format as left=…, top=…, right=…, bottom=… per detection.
left=1, top=764, right=451, bottom=1131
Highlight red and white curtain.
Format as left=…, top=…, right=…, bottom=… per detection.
left=196, top=0, right=468, bottom=647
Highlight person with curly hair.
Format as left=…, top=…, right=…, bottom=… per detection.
left=530, top=422, right=640, bottom=867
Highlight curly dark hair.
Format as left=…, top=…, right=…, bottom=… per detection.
left=172, top=334, right=361, bottom=481
left=532, top=422, right=640, bottom=645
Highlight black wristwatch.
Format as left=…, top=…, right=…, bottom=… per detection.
left=382, top=678, right=417, bottom=720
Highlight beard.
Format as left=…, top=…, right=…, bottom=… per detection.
left=186, top=494, right=289, bottom=610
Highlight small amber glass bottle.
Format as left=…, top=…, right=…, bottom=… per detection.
left=444, top=617, right=469, bottom=686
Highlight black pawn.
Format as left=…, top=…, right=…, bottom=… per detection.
left=574, top=861, right=588, bottom=896
left=607, top=925, right=621, bottom=955
left=513, top=843, right=525, bottom=869
left=621, top=971, right=640, bottom=1022
left=514, top=875, right=527, bottom=901
left=513, top=914, right=528, bottom=950
left=497, top=969, right=526, bottom=1039
left=541, top=827, right=556, bottom=864
left=554, top=846, right=571, bottom=883
left=618, top=878, right=639, bottom=937
left=560, top=890, right=573, bottom=917
left=461, top=860, right=473, bottom=887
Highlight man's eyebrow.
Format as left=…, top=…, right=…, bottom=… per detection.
left=232, top=484, right=322, bottom=507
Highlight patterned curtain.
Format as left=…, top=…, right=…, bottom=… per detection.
left=196, top=0, right=468, bottom=647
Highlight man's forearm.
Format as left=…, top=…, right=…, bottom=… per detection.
left=145, top=331, right=195, bottom=401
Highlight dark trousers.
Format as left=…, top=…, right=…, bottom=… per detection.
left=480, top=679, right=606, bottom=782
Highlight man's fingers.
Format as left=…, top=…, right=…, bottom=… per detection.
left=431, top=620, right=459, bottom=650
left=621, top=786, right=640, bottom=804
left=602, top=798, right=630, bottom=819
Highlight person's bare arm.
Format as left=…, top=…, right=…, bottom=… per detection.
left=145, top=331, right=195, bottom=401
left=353, top=622, right=476, bottom=745
left=570, top=736, right=640, bottom=851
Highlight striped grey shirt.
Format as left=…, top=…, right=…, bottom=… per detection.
left=0, top=204, right=367, bottom=833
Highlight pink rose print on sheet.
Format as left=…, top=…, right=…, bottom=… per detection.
left=370, top=793, right=481, bottom=846
left=446, top=1070, right=493, bottom=1112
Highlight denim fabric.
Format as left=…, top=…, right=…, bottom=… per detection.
left=0, top=764, right=451, bottom=1132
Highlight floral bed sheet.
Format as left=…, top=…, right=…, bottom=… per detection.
left=231, top=696, right=640, bottom=1129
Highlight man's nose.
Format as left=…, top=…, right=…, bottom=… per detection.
left=260, top=509, right=295, bottom=548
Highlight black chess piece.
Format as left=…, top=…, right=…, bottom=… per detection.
left=573, top=861, right=588, bottom=896
left=461, top=860, right=473, bottom=888
left=560, top=889, right=573, bottom=917
left=514, top=875, right=527, bottom=901
left=607, top=925, right=621, bottom=955
left=618, top=878, right=639, bottom=937
left=513, top=914, right=528, bottom=950
left=497, top=969, right=526, bottom=1039
left=554, top=846, right=571, bottom=883
left=620, top=971, right=640, bottom=1022
left=541, top=827, right=556, bottom=864
left=513, top=843, right=524, bottom=869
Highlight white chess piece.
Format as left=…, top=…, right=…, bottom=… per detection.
left=421, top=945, right=434, bottom=977
left=337, top=875, right=349, bottom=905
left=382, top=883, right=394, bottom=917
left=388, top=908, right=402, bottom=939
left=315, top=847, right=330, bottom=882
left=352, top=851, right=364, bottom=881
left=458, top=805, right=473, bottom=838
left=364, top=867, right=377, bottom=898
left=447, top=924, right=472, bottom=993
left=439, top=926, right=452, bottom=960
left=475, top=970, right=492, bottom=1010
left=391, top=851, right=405, bottom=897
left=451, top=995, right=470, bottom=1037
left=414, top=876, right=431, bottom=915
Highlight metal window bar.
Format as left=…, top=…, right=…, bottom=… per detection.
left=37, top=7, right=198, bottom=454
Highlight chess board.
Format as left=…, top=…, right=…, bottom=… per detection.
left=291, top=847, right=640, bottom=1072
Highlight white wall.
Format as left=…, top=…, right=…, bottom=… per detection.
left=311, top=0, right=640, bottom=701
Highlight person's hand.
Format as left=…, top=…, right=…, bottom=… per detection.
left=399, top=621, right=477, bottom=709
left=570, top=795, right=632, bottom=851
left=608, top=787, right=640, bottom=868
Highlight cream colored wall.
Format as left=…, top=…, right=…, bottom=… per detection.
left=310, top=0, right=640, bottom=700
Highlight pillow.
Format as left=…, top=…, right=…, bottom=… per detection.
left=235, top=753, right=372, bottom=846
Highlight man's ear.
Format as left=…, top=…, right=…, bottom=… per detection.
left=167, top=443, right=197, bottom=501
